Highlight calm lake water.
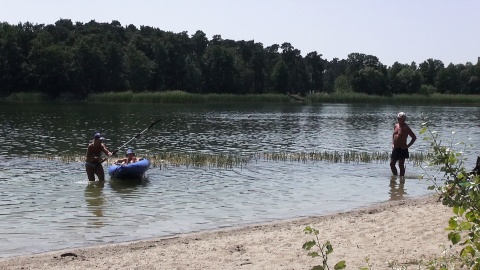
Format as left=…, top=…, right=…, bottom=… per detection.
left=0, top=102, right=479, bottom=258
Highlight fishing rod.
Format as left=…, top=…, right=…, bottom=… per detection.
left=99, top=119, right=161, bottom=164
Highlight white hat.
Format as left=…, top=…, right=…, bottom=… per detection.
left=397, top=112, right=406, bottom=119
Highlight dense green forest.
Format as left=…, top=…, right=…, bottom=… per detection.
left=1, top=19, right=479, bottom=99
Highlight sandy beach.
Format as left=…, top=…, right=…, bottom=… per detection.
left=0, top=195, right=454, bottom=270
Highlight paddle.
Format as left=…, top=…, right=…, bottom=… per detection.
left=99, top=119, right=161, bottom=164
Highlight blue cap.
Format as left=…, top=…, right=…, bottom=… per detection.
left=126, top=149, right=135, bottom=156
left=94, top=133, right=105, bottom=140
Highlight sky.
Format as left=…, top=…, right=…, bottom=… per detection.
left=1, top=0, right=479, bottom=67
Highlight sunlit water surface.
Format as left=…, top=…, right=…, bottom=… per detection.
left=0, top=102, right=479, bottom=257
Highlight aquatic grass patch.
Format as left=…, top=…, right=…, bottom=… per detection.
left=31, top=150, right=432, bottom=169
left=147, top=151, right=252, bottom=169
left=259, top=150, right=430, bottom=166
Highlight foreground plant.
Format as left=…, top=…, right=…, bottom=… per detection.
left=420, top=120, right=480, bottom=268
left=303, top=226, right=346, bottom=270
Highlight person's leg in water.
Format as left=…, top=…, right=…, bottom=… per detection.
left=390, top=158, right=398, bottom=175
left=398, top=159, right=406, bottom=176
left=94, top=164, right=106, bottom=181
left=85, top=163, right=96, bottom=181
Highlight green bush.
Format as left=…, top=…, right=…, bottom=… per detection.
left=420, top=121, right=480, bottom=268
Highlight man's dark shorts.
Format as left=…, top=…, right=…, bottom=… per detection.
left=391, top=148, right=409, bottom=160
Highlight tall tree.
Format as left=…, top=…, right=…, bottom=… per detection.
left=323, top=58, right=347, bottom=93
left=26, top=28, right=73, bottom=97
left=351, top=67, right=387, bottom=95
left=346, top=53, right=382, bottom=77
left=72, top=35, right=107, bottom=95
left=250, top=42, right=266, bottom=94
left=305, top=51, right=325, bottom=93
left=418, top=58, right=444, bottom=86
left=124, top=43, right=156, bottom=91
left=388, top=62, right=421, bottom=95
left=271, top=59, right=289, bottom=94
left=435, top=63, right=459, bottom=94
left=202, top=45, right=236, bottom=93
left=0, top=23, right=26, bottom=95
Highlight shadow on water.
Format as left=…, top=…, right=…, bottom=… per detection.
left=389, top=175, right=407, bottom=201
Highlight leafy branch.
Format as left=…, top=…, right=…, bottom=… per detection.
left=420, top=120, right=480, bottom=268
left=303, top=226, right=346, bottom=270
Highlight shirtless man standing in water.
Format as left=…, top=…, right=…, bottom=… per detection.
left=390, top=112, right=417, bottom=176
left=85, top=133, right=112, bottom=181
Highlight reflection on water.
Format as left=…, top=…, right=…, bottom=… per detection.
left=109, top=177, right=150, bottom=195
left=85, top=182, right=105, bottom=227
left=0, top=103, right=478, bottom=258
left=389, top=176, right=407, bottom=201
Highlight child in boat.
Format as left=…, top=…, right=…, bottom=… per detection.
left=115, top=149, right=141, bottom=165
left=85, top=133, right=112, bottom=181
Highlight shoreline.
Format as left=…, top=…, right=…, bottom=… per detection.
left=0, top=195, right=455, bottom=270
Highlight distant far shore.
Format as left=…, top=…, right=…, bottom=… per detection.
left=2, top=90, right=480, bottom=105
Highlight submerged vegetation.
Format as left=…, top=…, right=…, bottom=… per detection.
left=29, top=150, right=432, bottom=169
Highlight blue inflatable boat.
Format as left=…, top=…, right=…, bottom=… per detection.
left=108, top=158, right=150, bottom=179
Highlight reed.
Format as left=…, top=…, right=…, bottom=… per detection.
left=204, top=93, right=290, bottom=103
left=306, top=92, right=480, bottom=105
left=86, top=91, right=133, bottom=102
left=86, top=91, right=292, bottom=104
left=4, top=91, right=480, bottom=105
left=6, top=92, right=49, bottom=102
left=306, top=92, right=385, bottom=104
left=147, top=151, right=252, bottom=169
left=28, top=150, right=432, bottom=169
left=131, top=91, right=205, bottom=103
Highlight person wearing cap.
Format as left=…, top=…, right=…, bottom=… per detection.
left=85, top=133, right=112, bottom=181
left=115, top=149, right=140, bottom=165
left=390, top=112, right=417, bottom=176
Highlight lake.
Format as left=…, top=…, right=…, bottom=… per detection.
left=0, top=102, right=479, bottom=258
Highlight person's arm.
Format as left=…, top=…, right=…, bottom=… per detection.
left=392, top=125, right=397, bottom=148
left=407, top=127, right=417, bottom=148
left=101, top=144, right=112, bottom=156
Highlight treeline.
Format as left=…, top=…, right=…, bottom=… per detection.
left=1, top=19, right=479, bottom=99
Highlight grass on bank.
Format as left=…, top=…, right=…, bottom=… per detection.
left=4, top=91, right=480, bottom=105
left=88, top=91, right=480, bottom=104
left=5, top=92, right=50, bottom=102
left=306, top=92, right=480, bottom=105
left=86, top=91, right=291, bottom=103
